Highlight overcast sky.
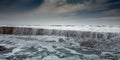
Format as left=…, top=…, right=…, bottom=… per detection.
left=0, top=0, right=120, bottom=25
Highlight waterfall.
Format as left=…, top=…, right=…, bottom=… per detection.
left=0, top=26, right=120, bottom=40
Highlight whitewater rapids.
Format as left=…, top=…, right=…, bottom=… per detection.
left=0, top=35, right=120, bottom=60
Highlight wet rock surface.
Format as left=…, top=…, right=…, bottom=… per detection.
left=0, top=46, right=7, bottom=51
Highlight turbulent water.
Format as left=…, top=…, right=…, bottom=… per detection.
left=0, top=35, right=120, bottom=60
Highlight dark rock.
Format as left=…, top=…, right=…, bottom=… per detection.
left=0, top=46, right=7, bottom=51
left=80, top=40, right=98, bottom=48
left=58, top=38, right=65, bottom=43
left=2, top=27, right=14, bottom=34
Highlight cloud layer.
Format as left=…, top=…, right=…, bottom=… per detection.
left=0, top=0, right=120, bottom=25
left=0, top=0, right=44, bottom=12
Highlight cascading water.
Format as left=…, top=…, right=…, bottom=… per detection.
left=0, top=25, right=120, bottom=60
left=0, top=26, right=120, bottom=39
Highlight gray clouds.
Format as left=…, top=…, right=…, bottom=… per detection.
left=0, top=0, right=44, bottom=12
left=0, top=0, right=120, bottom=25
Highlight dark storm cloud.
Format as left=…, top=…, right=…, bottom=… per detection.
left=105, top=0, right=120, bottom=10
left=66, top=0, right=96, bottom=4
left=0, top=0, right=120, bottom=25
left=64, top=0, right=120, bottom=18
left=0, top=0, right=44, bottom=12
left=0, top=0, right=119, bottom=14
left=106, top=0, right=120, bottom=3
